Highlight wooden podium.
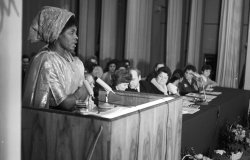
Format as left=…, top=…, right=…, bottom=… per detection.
left=22, top=91, right=182, bottom=160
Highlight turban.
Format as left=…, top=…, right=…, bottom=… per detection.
left=28, top=6, right=74, bottom=43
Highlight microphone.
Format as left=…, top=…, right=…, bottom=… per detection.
left=96, top=78, right=115, bottom=94
left=191, top=72, right=207, bottom=102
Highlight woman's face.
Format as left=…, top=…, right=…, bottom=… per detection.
left=116, top=83, right=129, bottom=91
left=156, top=72, right=168, bottom=85
left=202, top=69, right=211, bottom=77
left=109, top=63, right=116, bottom=73
left=58, top=25, right=78, bottom=53
left=185, top=70, right=194, bottom=81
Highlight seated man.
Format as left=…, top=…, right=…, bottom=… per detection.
left=179, top=65, right=199, bottom=96
left=126, top=68, right=152, bottom=93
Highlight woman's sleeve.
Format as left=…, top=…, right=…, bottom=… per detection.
left=44, top=59, right=67, bottom=106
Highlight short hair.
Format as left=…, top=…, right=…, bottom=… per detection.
left=122, top=59, right=131, bottom=68
left=172, top=69, right=184, bottom=79
left=201, top=64, right=212, bottom=72
left=129, top=68, right=141, bottom=77
left=184, top=65, right=197, bottom=73
left=156, top=66, right=172, bottom=78
left=112, top=69, right=132, bottom=87
left=87, top=55, right=98, bottom=64
left=153, top=63, right=165, bottom=71
left=169, top=74, right=182, bottom=83
left=84, top=60, right=97, bottom=73
left=104, top=59, right=118, bottom=72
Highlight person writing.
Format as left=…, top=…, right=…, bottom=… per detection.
left=23, top=6, right=89, bottom=110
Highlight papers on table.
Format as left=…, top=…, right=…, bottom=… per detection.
left=182, top=97, right=200, bottom=114
left=200, top=91, right=222, bottom=96
left=185, top=93, right=218, bottom=102
left=182, top=91, right=220, bottom=114
left=182, top=106, right=200, bottom=114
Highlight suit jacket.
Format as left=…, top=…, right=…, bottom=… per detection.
left=178, top=77, right=199, bottom=96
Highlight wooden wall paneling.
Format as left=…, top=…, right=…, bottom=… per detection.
left=165, top=99, right=183, bottom=160
left=137, top=104, right=168, bottom=160
left=22, top=109, right=111, bottom=160
left=110, top=113, right=140, bottom=160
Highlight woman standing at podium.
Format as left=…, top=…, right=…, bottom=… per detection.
left=23, top=6, right=89, bottom=110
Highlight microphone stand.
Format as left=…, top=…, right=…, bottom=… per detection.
left=105, top=91, right=109, bottom=103
left=99, top=90, right=115, bottom=109
left=202, top=83, right=207, bottom=102
left=192, top=72, right=207, bottom=102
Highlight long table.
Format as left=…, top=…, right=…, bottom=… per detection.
left=182, top=87, right=250, bottom=155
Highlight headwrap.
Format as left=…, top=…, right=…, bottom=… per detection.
left=28, top=6, right=74, bottom=43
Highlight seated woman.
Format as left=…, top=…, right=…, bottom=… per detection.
left=112, top=69, right=132, bottom=91
left=117, top=59, right=131, bottom=70
left=200, top=64, right=218, bottom=90
left=149, top=66, right=171, bottom=95
left=179, top=65, right=199, bottom=96
left=146, top=62, right=165, bottom=82
left=101, top=59, right=118, bottom=86
left=167, top=69, right=184, bottom=96
left=23, top=6, right=90, bottom=110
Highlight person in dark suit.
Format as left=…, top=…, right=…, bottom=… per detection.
left=126, top=68, right=153, bottom=93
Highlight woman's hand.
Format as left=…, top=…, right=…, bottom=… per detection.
left=59, top=83, right=89, bottom=111
left=74, top=83, right=89, bottom=100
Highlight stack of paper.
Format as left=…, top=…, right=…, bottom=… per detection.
left=182, top=106, right=200, bottom=114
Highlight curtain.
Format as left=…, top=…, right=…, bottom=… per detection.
left=78, top=0, right=97, bottom=61
left=99, top=0, right=118, bottom=67
left=166, top=0, right=183, bottom=72
left=216, top=0, right=243, bottom=88
left=125, top=0, right=153, bottom=77
left=244, top=13, right=250, bottom=89
left=186, top=0, right=204, bottom=69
